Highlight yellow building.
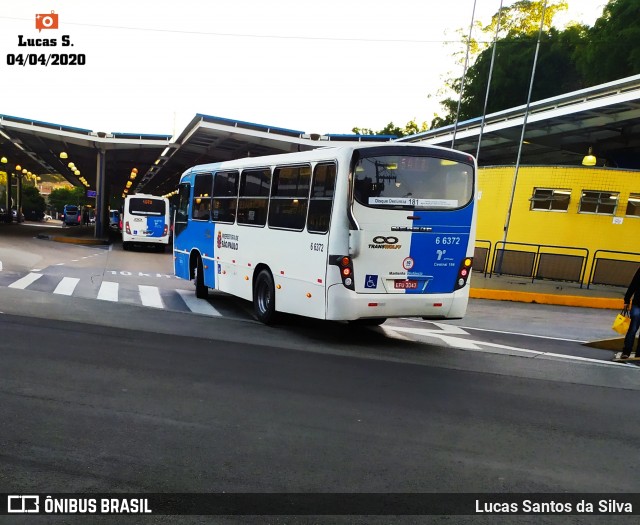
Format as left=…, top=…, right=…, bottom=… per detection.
left=476, top=165, right=640, bottom=286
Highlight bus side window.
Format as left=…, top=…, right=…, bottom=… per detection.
left=192, top=173, right=213, bottom=221
left=307, top=162, right=335, bottom=234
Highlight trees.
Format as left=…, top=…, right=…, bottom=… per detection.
left=575, top=0, right=640, bottom=84
left=354, top=0, right=640, bottom=136
left=21, top=186, right=47, bottom=221
left=48, top=186, right=87, bottom=214
left=434, top=0, right=640, bottom=125
left=352, top=119, right=429, bottom=138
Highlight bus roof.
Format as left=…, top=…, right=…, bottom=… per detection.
left=178, top=143, right=475, bottom=183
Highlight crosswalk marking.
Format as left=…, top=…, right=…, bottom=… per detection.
left=53, top=277, right=80, bottom=296
left=139, top=285, right=164, bottom=309
left=2, top=272, right=229, bottom=318
left=176, top=289, right=222, bottom=316
left=97, top=281, right=119, bottom=301
left=8, top=272, right=43, bottom=289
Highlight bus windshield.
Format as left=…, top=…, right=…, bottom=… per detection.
left=353, top=154, right=473, bottom=210
left=129, top=197, right=166, bottom=216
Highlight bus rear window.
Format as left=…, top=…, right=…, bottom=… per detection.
left=353, top=154, right=473, bottom=210
left=129, top=198, right=166, bottom=216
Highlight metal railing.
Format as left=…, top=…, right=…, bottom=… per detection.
left=473, top=240, right=492, bottom=276
left=488, top=241, right=589, bottom=286
left=587, top=250, right=640, bottom=288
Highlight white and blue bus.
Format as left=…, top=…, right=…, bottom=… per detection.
left=173, top=143, right=476, bottom=324
left=122, top=194, right=171, bottom=252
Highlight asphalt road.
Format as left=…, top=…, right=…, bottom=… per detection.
left=1, top=223, right=639, bottom=524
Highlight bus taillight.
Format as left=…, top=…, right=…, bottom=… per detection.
left=330, top=255, right=355, bottom=290
left=454, top=257, right=473, bottom=290
left=125, top=221, right=131, bottom=234
left=163, top=224, right=168, bottom=236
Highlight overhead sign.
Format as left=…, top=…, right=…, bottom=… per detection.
left=86, top=190, right=96, bottom=198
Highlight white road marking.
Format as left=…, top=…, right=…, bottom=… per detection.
left=53, top=277, right=80, bottom=296
left=0, top=261, right=2, bottom=271
left=139, top=285, right=164, bottom=309
left=387, top=322, right=625, bottom=367
left=8, top=273, right=43, bottom=289
left=387, top=323, right=482, bottom=349
left=97, top=281, right=119, bottom=301
left=403, top=318, right=589, bottom=343
left=176, top=289, right=222, bottom=316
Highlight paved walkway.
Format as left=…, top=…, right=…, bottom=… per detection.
left=471, top=274, right=622, bottom=310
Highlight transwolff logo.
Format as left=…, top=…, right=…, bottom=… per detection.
left=35, top=11, right=59, bottom=32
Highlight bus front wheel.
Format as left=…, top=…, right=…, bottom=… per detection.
left=253, top=270, right=276, bottom=325
left=194, top=257, right=208, bottom=299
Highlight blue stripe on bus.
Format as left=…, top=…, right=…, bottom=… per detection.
left=407, top=203, right=474, bottom=294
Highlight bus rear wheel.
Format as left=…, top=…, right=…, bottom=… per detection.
left=194, top=256, right=208, bottom=299
left=253, top=269, right=276, bottom=325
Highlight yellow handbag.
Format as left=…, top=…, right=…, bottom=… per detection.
left=612, top=308, right=631, bottom=335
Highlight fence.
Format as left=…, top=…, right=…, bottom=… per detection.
left=473, top=240, right=491, bottom=276
left=476, top=242, right=640, bottom=288
left=587, top=250, right=640, bottom=288
left=488, top=241, right=589, bottom=286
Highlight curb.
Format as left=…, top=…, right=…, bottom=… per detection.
left=469, top=288, right=620, bottom=310
left=37, top=233, right=110, bottom=245
left=583, top=337, right=623, bottom=351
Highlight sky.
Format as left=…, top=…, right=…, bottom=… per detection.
left=0, top=0, right=607, bottom=139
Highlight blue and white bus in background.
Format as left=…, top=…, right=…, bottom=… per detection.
left=173, top=143, right=476, bottom=324
left=121, top=194, right=171, bottom=252
left=62, top=204, right=81, bottom=226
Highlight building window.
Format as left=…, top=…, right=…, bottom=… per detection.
left=530, top=188, right=571, bottom=211
left=578, top=190, right=618, bottom=215
left=626, top=193, right=640, bottom=217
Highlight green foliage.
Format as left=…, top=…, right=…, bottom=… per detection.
left=483, top=0, right=568, bottom=38
left=21, top=185, right=46, bottom=220
left=352, top=119, right=428, bottom=138
left=355, top=0, right=640, bottom=136
left=48, top=186, right=88, bottom=213
left=432, top=0, right=639, bottom=126
left=575, top=0, right=640, bottom=84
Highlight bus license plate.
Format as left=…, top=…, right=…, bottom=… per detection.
left=394, top=280, right=418, bottom=289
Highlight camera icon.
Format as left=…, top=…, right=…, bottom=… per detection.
left=35, top=11, right=59, bottom=32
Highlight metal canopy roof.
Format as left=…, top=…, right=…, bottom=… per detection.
left=1, top=74, right=639, bottom=211
left=135, top=114, right=395, bottom=196
left=0, top=114, right=171, bottom=200
left=398, top=74, right=640, bottom=170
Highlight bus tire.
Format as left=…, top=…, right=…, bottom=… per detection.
left=349, top=318, right=387, bottom=327
left=194, top=256, right=208, bottom=299
left=253, top=269, right=276, bottom=325
left=122, top=242, right=130, bottom=251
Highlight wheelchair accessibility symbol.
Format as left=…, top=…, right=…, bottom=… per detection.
left=365, top=274, right=378, bottom=289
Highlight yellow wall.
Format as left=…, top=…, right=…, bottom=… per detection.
left=477, top=165, right=640, bottom=267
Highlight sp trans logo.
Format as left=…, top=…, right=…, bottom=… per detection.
left=6, top=495, right=152, bottom=515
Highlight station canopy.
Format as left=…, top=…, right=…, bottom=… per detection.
left=1, top=74, right=639, bottom=201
